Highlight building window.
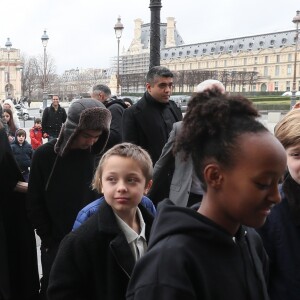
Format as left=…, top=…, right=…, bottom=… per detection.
left=287, top=64, right=292, bottom=75
left=274, top=81, right=279, bottom=91
left=194, top=49, right=198, bottom=54
left=282, top=38, right=287, bottom=44
left=220, top=46, right=224, bottom=52
left=239, top=44, right=244, bottom=49
left=203, top=48, right=207, bottom=53
left=234, top=59, right=237, bottom=66
left=270, top=40, right=275, bottom=46
left=286, top=81, right=291, bottom=91
left=249, top=42, right=253, bottom=48
left=265, top=56, right=268, bottom=64
left=243, top=58, right=247, bottom=65
left=253, top=67, right=257, bottom=72
left=187, top=50, right=191, bottom=55
left=259, top=41, right=264, bottom=46
left=179, top=51, right=183, bottom=56
left=275, top=65, right=280, bottom=76
left=224, top=60, right=227, bottom=67
left=254, top=57, right=258, bottom=64
left=229, top=45, right=233, bottom=50
left=264, top=66, right=268, bottom=76
left=211, top=47, right=215, bottom=53
left=288, top=53, right=292, bottom=62
left=252, top=85, right=257, bottom=92
left=276, top=55, right=280, bottom=63
left=215, top=61, right=218, bottom=67
left=206, top=61, right=209, bottom=68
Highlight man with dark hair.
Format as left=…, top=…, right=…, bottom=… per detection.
left=122, top=66, right=182, bottom=165
left=27, top=98, right=111, bottom=299
left=42, top=95, right=67, bottom=141
left=91, top=84, right=127, bottom=151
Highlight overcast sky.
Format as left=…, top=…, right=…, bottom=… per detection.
left=1, top=0, right=299, bottom=74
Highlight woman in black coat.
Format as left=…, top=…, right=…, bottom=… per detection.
left=0, top=122, right=40, bottom=300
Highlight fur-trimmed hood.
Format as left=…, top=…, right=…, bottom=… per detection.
left=54, top=98, right=111, bottom=157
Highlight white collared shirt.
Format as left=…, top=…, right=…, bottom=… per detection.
left=114, top=207, right=147, bottom=262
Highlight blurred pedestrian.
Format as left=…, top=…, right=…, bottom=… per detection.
left=3, top=108, right=18, bottom=143
left=123, top=97, right=133, bottom=107
left=2, top=99, right=20, bottom=128
left=127, top=91, right=286, bottom=300
left=27, top=98, right=111, bottom=299
left=42, top=95, right=67, bottom=141
left=91, top=84, right=127, bottom=152
left=11, top=129, right=33, bottom=182
left=29, top=118, right=43, bottom=150
left=122, top=66, right=182, bottom=165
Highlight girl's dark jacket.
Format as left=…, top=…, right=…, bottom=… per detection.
left=10, top=132, right=33, bottom=172
left=47, top=200, right=153, bottom=300
left=0, top=128, right=39, bottom=300
left=257, top=177, right=300, bottom=300
left=127, top=199, right=269, bottom=300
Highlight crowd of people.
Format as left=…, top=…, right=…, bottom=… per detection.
left=0, top=66, right=299, bottom=300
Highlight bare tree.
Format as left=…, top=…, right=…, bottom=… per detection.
left=21, top=53, right=57, bottom=100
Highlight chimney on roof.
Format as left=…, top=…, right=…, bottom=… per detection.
left=165, top=17, right=176, bottom=48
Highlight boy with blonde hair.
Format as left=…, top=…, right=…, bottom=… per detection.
left=48, top=143, right=154, bottom=300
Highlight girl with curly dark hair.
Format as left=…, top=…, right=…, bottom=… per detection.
left=127, top=90, right=287, bottom=300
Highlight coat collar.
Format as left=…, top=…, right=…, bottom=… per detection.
left=96, top=201, right=153, bottom=277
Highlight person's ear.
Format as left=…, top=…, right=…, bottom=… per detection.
left=203, top=164, right=223, bottom=189
left=144, top=180, right=153, bottom=195
left=146, top=83, right=151, bottom=93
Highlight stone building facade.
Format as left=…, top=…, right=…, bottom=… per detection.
left=117, top=17, right=299, bottom=94
left=0, top=47, right=22, bottom=101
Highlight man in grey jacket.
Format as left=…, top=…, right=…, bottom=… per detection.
left=148, top=79, right=225, bottom=207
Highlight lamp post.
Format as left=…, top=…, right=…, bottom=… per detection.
left=41, top=30, right=49, bottom=109
left=114, top=16, right=124, bottom=96
left=149, top=0, right=162, bottom=70
left=5, top=38, right=12, bottom=98
left=291, top=10, right=300, bottom=109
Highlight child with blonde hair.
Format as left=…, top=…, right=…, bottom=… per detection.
left=258, top=108, right=300, bottom=300
left=48, top=143, right=154, bottom=300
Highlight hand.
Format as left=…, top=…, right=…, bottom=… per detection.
left=14, top=181, right=28, bottom=193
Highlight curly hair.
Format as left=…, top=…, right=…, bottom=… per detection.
left=174, top=90, right=267, bottom=190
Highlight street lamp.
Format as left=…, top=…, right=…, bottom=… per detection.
left=149, top=0, right=162, bottom=70
left=291, top=10, right=300, bottom=109
left=41, top=30, right=49, bottom=109
left=114, top=16, right=124, bottom=96
left=5, top=37, right=12, bottom=98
